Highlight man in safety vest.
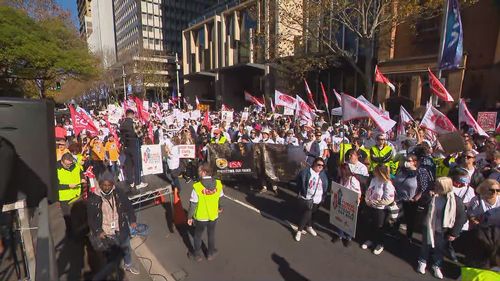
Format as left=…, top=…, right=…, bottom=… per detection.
left=369, top=133, right=393, bottom=172
left=57, top=152, right=86, bottom=236
left=187, top=163, right=224, bottom=261
left=210, top=129, right=227, bottom=144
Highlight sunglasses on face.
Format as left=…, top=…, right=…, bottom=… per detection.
left=466, top=155, right=475, bottom=159
left=489, top=188, right=500, bottom=193
left=315, top=163, right=325, bottom=167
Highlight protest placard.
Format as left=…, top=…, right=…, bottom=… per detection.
left=477, top=112, right=497, bottom=132
left=241, top=112, right=249, bottom=121
left=177, top=145, right=196, bottom=158
left=222, top=111, right=234, bottom=123
left=140, top=145, right=163, bottom=175
left=283, top=107, right=295, bottom=116
left=329, top=182, right=359, bottom=238
left=437, top=131, right=466, bottom=155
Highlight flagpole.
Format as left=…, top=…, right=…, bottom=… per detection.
left=434, top=0, right=450, bottom=107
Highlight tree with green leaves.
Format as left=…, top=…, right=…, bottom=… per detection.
left=0, top=5, right=100, bottom=98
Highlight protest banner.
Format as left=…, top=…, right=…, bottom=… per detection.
left=437, top=132, right=466, bottom=155
left=329, top=182, right=359, bottom=238
left=477, top=112, right=497, bottom=132
left=222, top=111, right=234, bottom=123
left=140, top=145, right=163, bottom=175
left=177, top=145, right=196, bottom=158
left=209, top=143, right=255, bottom=179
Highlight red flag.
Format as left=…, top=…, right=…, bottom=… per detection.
left=132, top=96, right=150, bottom=123
left=420, top=105, right=457, bottom=134
left=303, top=79, right=318, bottom=110
left=202, top=110, right=212, bottom=130
left=148, top=123, right=154, bottom=143
left=341, top=94, right=396, bottom=133
left=458, top=99, right=488, bottom=136
left=374, top=66, right=395, bottom=92
left=320, top=82, right=328, bottom=109
left=69, top=104, right=98, bottom=136
left=244, top=90, right=264, bottom=107
left=428, top=68, right=454, bottom=102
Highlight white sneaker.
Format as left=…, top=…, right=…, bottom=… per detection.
left=417, top=261, right=426, bottom=274
left=301, top=230, right=307, bottom=234
left=136, top=182, right=148, bottom=189
left=129, top=183, right=135, bottom=188
left=373, top=245, right=384, bottom=255
left=294, top=231, right=301, bottom=242
left=432, top=266, right=443, bottom=279
left=361, top=240, right=373, bottom=250
left=259, top=186, right=268, bottom=193
left=306, top=226, right=317, bottom=237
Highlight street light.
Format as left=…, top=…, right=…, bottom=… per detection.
left=175, top=52, right=181, bottom=109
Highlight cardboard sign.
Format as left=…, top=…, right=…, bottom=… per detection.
left=177, top=145, right=196, bottom=159
left=283, top=107, right=295, bottom=116
left=140, top=145, right=163, bottom=175
left=241, top=112, right=249, bottom=121
left=477, top=112, right=497, bottom=132
left=222, top=111, right=234, bottom=123
left=437, top=131, right=466, bottom=155
left=330, top=182, right=359, bottom=238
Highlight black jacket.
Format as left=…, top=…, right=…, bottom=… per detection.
left=87, top=188, right=136, bottom=242
left=295, top=168, right=328, bottom=203
left=119, top=118, right=138, bottom=146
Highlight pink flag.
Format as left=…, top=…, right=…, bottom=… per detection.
left=244, top=90, right=264, bottom=107
left=420, top=105, right=457, bottom=134
left=428, top=68, right=454, bottom=102
left=274, top=90, right=296, bottom=109
left=333, top=89, right=342, bottom=106
left=320, top=82, right=328, bottom=109
left=458, top=99, right=488, bottom=136
left=303, top=79, right=318, bottom=110
left=375, top=65, right=395, bottom=92
left=397, top=106, right=414, bottom=136
left=341, top=94, right=396, bottom=133
left=69, top=104, right=99, bottom=136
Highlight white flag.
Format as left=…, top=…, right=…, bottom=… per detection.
left=458, top=99, right=488, bottom=136
left=420, top=105, right=457, bottom=135
left=357, top=95, right=390, bottom=119
left=295, top=95, right=314, bottom=124
left=274, top=90, right=297, bottom=109
left=341, top=94, right=396, bottom=133
left=397, top=106, right=414, bottom=136
left=333, top=89, right=342, bottom=106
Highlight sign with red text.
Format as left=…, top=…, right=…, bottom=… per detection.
left=329, top=182, right=359, bottom=238
left=477, top=112, right=497, bottom=132
left=177, top=145, right=196, bottom=159
left=141, top=145, right=163, bottom=175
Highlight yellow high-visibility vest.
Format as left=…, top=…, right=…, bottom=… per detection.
left=370, top=145, right=393, bottom=171
left=57, top=164, right=82, bottom=202
left=193, top=180, right=223, bottom=221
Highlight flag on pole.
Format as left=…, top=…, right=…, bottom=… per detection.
left=439, top=0, right=464, bottom=70
left=274, top=90, right=296, bottom=109
left=202, top=110, right=212, bottom=130
left=269, top=97, right=275, bottom=112
left=69, top=104, right=99, bottom=136
left=341, top=94, right=396, bottom=133
left=333, top=89, right=342, bottom=106
left=295, top=95, right=314, bottom=124
left=428, top=68, right=454, bottom=102
left=244, top=90, right=264, bottom=107
left=374, top=66, right=395, bottom=92
left=195, top=96, right=200, bottom=107
left=303, top=79, right=318, bottom=110
left=420, top=105, right=457, bottom=134
left=357, top=95, right=391, bottom=119
left=458, top=99, right=488, bottom=136
left=320, top=82, right=328, bottom=110
left=397, top=106, right=414, bottom=136
left=132, top=96, right=150, bottom=123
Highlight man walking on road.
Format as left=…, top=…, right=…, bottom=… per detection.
left=120, top=109, right=148, bottom=189
left=187, top=163, right=224, bottom=261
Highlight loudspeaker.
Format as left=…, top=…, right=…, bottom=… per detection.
left=0, top=98, right=57, bottom=206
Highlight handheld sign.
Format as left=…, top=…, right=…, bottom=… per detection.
left=329, top=182, right=359, bottom=238
left=141, top=145, right=163, bottom=175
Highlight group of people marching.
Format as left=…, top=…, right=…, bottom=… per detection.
left=54, top=99, right=499, bottom=280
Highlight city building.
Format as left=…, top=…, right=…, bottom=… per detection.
left=76, top=0, right=92, bottom=37
left=376, top=0, right=500, bottom=113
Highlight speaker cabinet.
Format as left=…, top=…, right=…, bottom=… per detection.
left=0, top=98, right=57, bottom=206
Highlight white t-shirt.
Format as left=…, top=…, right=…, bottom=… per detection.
left=453, top=186, right=476, bottom=231
left=348, top=162, right=369, bottom=177
left=342, top=176, right=361, bottom=194
left=163, top=138, right=179, bottom=170
left=303, top=169, right=324, bottom=204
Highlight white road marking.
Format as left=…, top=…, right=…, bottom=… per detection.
left=223, top=194, right=336, bottom=237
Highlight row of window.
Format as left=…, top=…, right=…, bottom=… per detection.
left=116, top=14, right=138, bottom=39
left=114, top=0, right=136, bottom=21
left=141, top=13, right=162, bottom=28
left=117, top=26, right=139, bottom=49
left=140, top=1, right=161, bottom=16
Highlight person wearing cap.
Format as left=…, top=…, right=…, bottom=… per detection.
left=87, top=171, right=139, bottom=275
left=260, top=129, right=274, bottom=144
left=57, top=152, right=86, bottom=237
left=369, top=133, right=394, bottom=172
left=210, top=129, right=227, bottom=144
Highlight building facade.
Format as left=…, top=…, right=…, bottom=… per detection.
left=77, top=0, right=92, bottom=37
left=377, top=0, right=500, bottom=114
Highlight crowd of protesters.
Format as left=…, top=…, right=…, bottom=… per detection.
left=53, top=100, right=500, bottom=280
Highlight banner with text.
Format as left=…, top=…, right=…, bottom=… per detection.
left=329, top=182, right=359, bottom=238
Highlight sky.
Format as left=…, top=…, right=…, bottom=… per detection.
left=56, top=0, right=78, bottom=26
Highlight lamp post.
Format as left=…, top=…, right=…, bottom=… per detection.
left=122, top=65, right=127, bottom=101
left=175, top=53, right=181, bottom=109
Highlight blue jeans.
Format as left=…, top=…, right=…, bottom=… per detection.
left=419, top=230, right=445, bottom=267
left=121, top=235, right=132, bottom=266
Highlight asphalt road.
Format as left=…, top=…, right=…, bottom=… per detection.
left=132, top=176, right=461, bottom=281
